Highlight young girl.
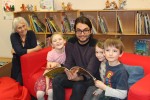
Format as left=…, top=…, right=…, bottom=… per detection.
left=34, top=33, right=66, bottom=100
left=84, top=38, right=129, bottom=100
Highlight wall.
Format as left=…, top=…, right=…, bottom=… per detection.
left=0, top=0, right=150, bottom=58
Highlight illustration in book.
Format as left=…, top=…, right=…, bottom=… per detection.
left=44, top=66, right=96, bottom=81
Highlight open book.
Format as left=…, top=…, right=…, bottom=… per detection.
left=44, top=66, right=96, bottom=81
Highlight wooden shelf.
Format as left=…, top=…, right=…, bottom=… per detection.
left=14, top=9, right=150, bottom=53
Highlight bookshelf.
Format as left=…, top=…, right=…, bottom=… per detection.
left=14, top=9, right=150, bottom=53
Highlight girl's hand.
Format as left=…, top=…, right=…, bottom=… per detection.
left=95, top=80, right=107, bottom=90
left=47, top=62, right=61, bottom=69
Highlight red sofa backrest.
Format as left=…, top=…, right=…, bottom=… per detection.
left=120, top=52, right=150, bottom=75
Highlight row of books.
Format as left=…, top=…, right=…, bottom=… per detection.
left=93, top=15, right=123, bottom=34
left=134, top=39, right=150, bottom=56
left=28, top=15, right=46, bottom=32
left=136, top=12, right=150, bottom=35
left=61, top=14, right=74, bottom=33
left=28, top=14, right=75, bottom=34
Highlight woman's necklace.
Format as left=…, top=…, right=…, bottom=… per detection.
left=20, top=36, right=26, bottom=43
left=20, top=36, right=26, bottom=47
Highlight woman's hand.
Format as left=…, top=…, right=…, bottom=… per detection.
left=11, top=48, right=15, bottom=54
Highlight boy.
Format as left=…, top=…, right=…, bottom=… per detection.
left=84, top=38, right=128, bottom=100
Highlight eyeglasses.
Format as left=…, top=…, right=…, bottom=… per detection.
left=75, top=29, right=90, bottom=34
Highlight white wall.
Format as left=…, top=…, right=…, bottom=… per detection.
left=0, top=0, right=150, bottom=58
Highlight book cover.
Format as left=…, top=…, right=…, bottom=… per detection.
left=44, top=66, right=96, bottom=81
left=135, top=39, right=150, bottom=56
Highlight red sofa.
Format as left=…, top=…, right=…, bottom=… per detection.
left=21, top=47, right=150, bottom=100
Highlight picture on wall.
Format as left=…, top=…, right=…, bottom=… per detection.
left=40, top=0, right=54, bottom=11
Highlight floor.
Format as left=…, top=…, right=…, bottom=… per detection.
left=0, top=57, right=12, bottom=77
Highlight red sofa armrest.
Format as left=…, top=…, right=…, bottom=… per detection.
left=20, top=47, right=51, bottom=95
left=128, top=74, right=150, bottom=100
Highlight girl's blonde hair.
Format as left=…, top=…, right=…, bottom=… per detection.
left=50, top=32, right=66, bottom=43
left=12, top=17, right=29, bottom=33
left=104, top=38, right=124, bottom=54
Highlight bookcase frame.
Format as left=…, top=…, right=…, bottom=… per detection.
left=14, top=9, right=150, bottom=53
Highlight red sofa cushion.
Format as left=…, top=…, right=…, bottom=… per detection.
left=0, top=77, right=31, bottom=100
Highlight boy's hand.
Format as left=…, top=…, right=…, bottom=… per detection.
left=93, top=89, right=103, bottom=96
left=95, top=80, right=107, bottom=90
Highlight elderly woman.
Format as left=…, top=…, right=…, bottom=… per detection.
left=10, top=17, right=42, bottom=85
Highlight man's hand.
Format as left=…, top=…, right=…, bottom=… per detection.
left=64, top=68, right=83, bottom=81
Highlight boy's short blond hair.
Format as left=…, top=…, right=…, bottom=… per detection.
left=104, top=38, right=124, bottom=54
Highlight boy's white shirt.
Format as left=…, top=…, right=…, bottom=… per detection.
left=105, top=86, right=127, bottom=99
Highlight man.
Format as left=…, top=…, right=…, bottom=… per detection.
left=52, top=16, right=100, bottom=100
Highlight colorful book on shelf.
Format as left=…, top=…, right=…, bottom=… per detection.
left=144, top=14, right=149, bottom=34
left=117, top=15, right=123, bottom=33
left=45, top=18, right=55, bottom=34
left=134, top=39, right=150, bottom=56
left=28, top=15, right=36, bottom=32
left=31, top=15, right=46, bottom=32
left=62, top=14, right=71, bottom=33
left=49, top=17, right=61, bottom=32
left=44, top=66, right=96, bottom=81
left=102, top=16, right=108, bottom=33
left=146, top=14, right=150, bottom=34
left=98, top=15, right=107, bottom=34
left=91, top=20, right=97, bottom=34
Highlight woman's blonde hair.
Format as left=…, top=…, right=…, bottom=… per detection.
left=12, top=17, right=29, bottom=33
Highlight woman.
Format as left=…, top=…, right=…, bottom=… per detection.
left=10, top=17, right=42, bottom=85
